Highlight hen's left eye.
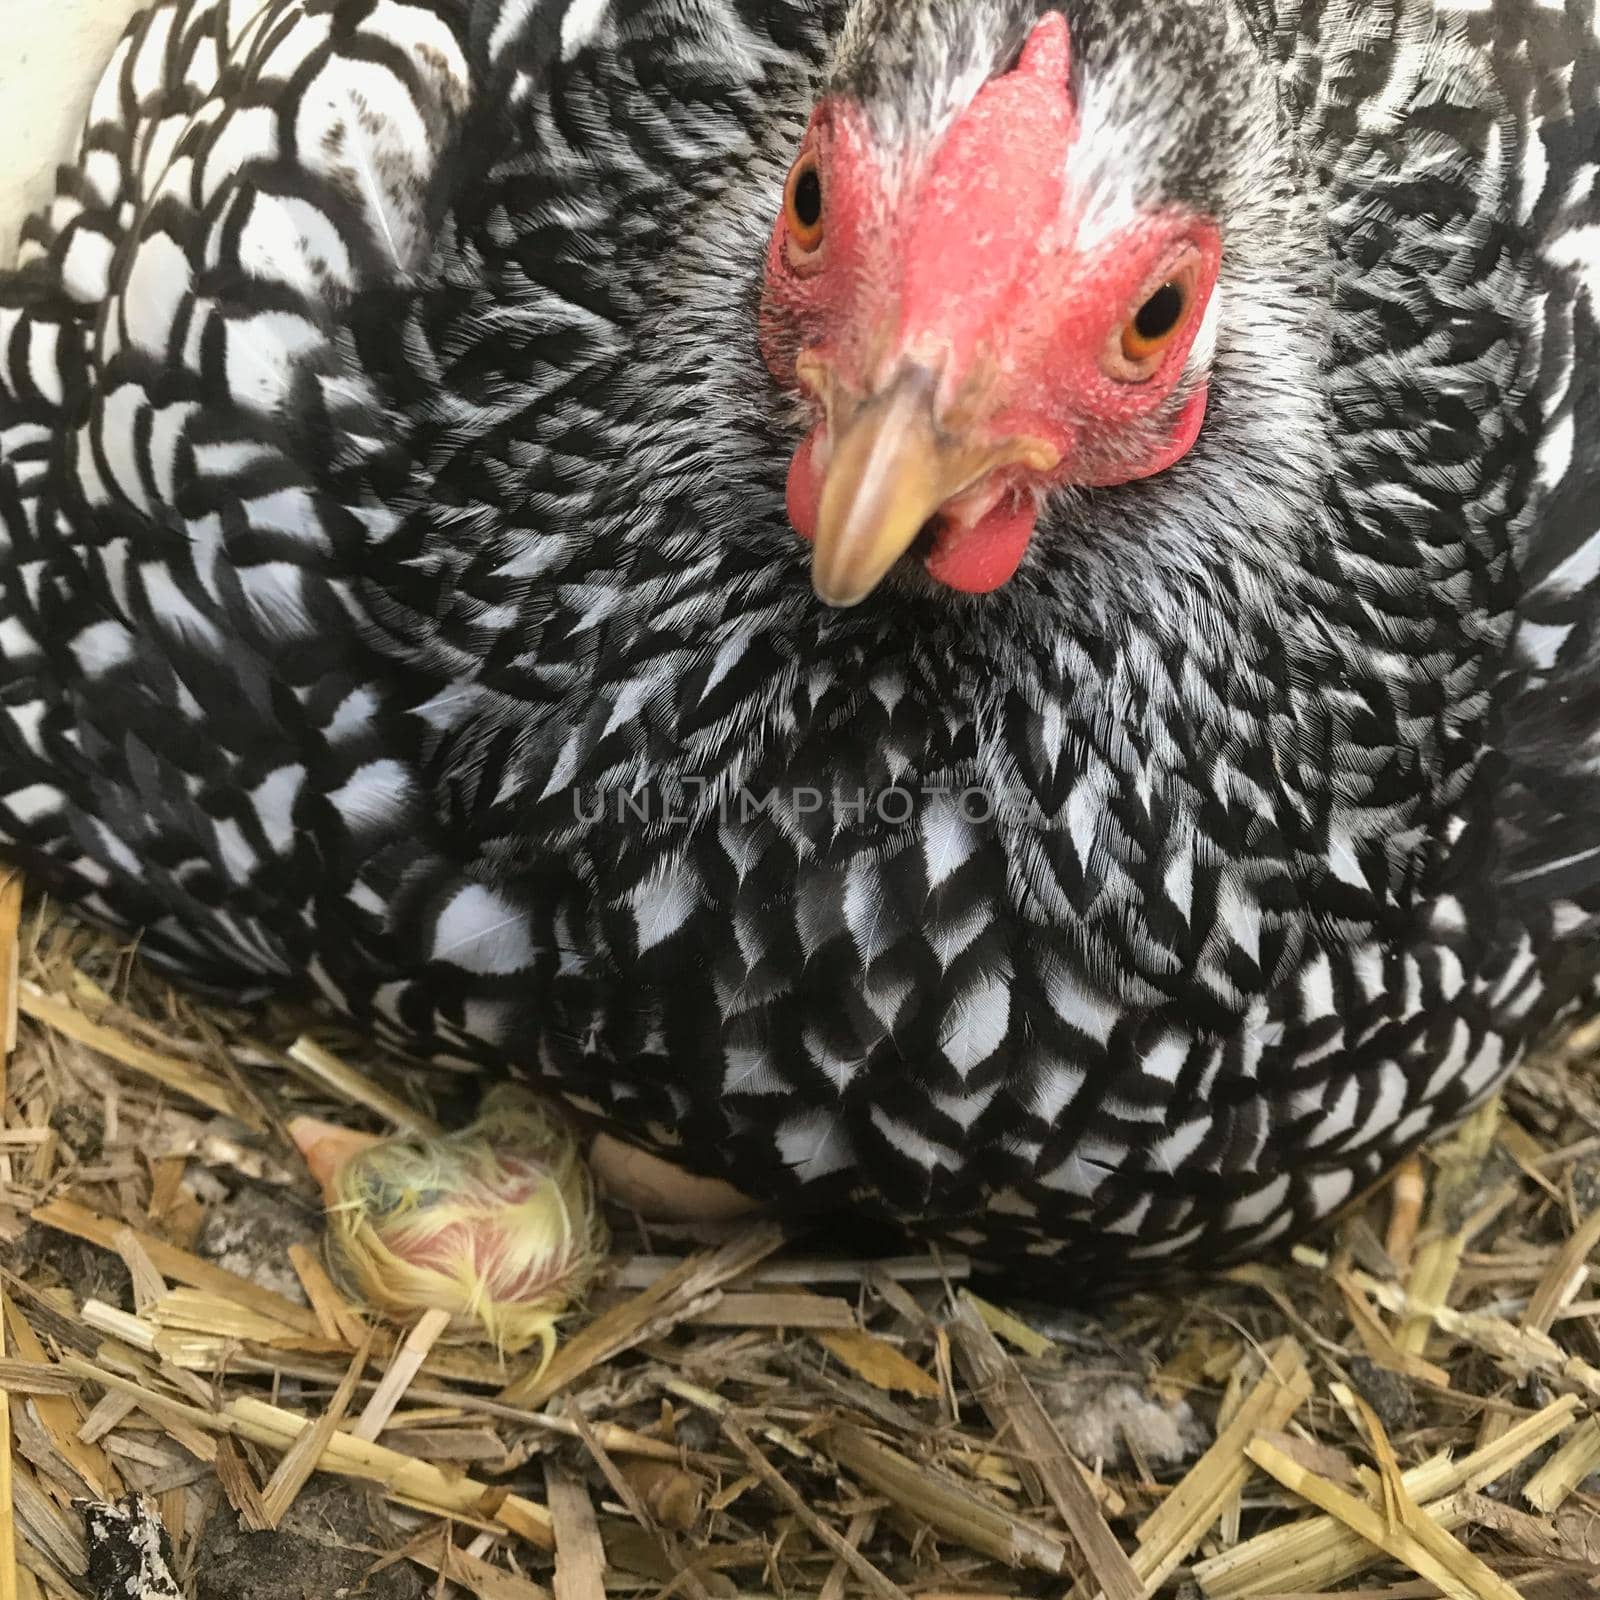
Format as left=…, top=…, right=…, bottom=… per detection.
left=1135, top=283, right=1184, bottom=341
left=1121, top=280, right=1189, bottom=364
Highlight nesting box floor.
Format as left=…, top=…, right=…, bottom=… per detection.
left=5, top=887, right=1600, bottom=1599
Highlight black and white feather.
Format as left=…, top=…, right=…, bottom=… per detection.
left=1, top=0, right=1597, bottom=1277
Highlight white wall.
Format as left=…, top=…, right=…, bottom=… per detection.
left=0, top=0, right=150, bottom=264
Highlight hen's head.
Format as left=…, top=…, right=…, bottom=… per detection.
left=759, top=0, right=1308, bottom=608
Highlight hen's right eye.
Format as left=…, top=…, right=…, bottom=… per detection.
left=785, top=153, right=825, bottom=253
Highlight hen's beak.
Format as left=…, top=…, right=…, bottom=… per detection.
left=811, top=367, right=957, bottom=608
left=807, top=363, right=1059, bottom=608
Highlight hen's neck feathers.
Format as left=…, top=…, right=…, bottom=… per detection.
left=356, top=0, right=1516, bottom=900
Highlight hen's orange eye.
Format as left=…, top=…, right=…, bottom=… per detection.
left=785, top=153, right=825, bottom=256
left=1120, top=279, right=1190, bottom=366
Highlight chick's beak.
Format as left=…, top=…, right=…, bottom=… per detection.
left=804, top=362, right=1060, bottom=608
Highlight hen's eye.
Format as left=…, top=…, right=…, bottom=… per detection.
left=1135, top=283, right=1184, bottom=342
left=785, top=154, right=825, bottom=255
left=1101, top=252, right=1206, bottom=382
left=793, top=167, right=822, bottom=228
left=1121, top=280, right=1189, bottom=364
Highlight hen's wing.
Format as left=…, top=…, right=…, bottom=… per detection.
left=0, top=0, right=473, bottom=989
left=1471, top=0, right=1600, bottom=932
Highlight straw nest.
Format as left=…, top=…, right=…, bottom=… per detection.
left=5, top=866, right=1600, bottom=1600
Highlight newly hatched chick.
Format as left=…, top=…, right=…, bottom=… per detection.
left=292, top=1088, right=606, bottom=1370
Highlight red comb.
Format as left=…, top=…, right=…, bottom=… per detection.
left=1017, top=10, right=1072, bottom=88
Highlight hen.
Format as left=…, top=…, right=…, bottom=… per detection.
left=1, top=0, right=1598, bottom=1277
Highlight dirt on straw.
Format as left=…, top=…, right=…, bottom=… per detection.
left=5, top=880, right=1600, bottom=1599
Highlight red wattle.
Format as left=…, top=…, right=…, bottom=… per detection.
left=786, top=427, right=825, bottom=543
left=1134, top=386, right=1209, bottom=481
left=924, top=499, right=1039, bottom=594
